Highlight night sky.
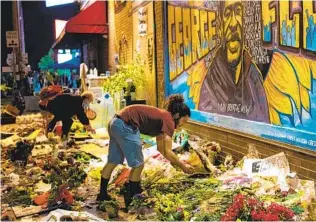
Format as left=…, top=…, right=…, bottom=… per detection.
left=1, top=1, right=78, bottom=70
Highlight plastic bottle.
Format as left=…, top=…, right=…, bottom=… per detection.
left=102, top=93, right=115, bottom=126
left=93, top=68, right=98, bottom=76
left=120, top=90, right=126, bottom=110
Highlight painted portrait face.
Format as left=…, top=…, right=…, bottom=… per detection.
left=222, top=1, right=243, bottom=68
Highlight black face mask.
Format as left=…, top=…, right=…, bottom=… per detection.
left=82, top=99, right=90, bottom=111
left=173, top=116, right=180, bottom=128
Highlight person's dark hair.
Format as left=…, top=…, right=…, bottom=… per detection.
left=165, top=94, right=191, bottom=118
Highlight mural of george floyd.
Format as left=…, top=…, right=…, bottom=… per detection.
left=165, top=1, right=316, bottom=151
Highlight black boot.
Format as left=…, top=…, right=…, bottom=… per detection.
left=130, top=181, right=142, bottom=195
left=96, top=177, right=112, bottom=201
left=123, top=181, right=142, bottom=208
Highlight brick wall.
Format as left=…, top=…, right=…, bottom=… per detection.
left=154, top=1, right=165, bottom=108
left=108, top=0, right=116, bottom=73
left=108, top=1, right=133, bottom=73
left=183, top=121, right=316, bottom=180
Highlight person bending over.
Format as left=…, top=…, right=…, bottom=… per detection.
left=39, top=91, right=95, bottom=138
left=97, top=94, right=195, bottom=206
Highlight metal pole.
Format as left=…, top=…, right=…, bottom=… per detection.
left=12, top=48, right=16, bottom=83
left=12, top=1, right=19, bottom=84
left=17, top=0, right=25, bottom=54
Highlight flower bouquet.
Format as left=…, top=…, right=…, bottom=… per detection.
left=221, top=193, right=295, bottom=221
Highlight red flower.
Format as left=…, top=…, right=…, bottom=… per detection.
left=285, top=209, right=294, bottom=219
left=234, top=194, right=245, bottom=203
left=263, top=213, right=280, bottom=221
left=266, top=202, right=295, bottom=220
left=251, top=210, right=266, bottom=221
left=223, top=193, right=294, bottom=221
left=251, top=210, right=262, bottom=221
left=247, top=198, right=259, bottom=209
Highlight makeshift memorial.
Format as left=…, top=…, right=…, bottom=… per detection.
left=1, top=116, right=315, bottom=221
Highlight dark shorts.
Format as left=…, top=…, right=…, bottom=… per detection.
left=107, top=117, right=144, bottom=168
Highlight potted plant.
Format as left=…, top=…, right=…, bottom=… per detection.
left=129, top=83, right=136, bottom=101
left=126, top=79, right=136, bottom=101
left=103, top=55, right=145, bottom=102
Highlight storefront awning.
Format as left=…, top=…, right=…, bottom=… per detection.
left=52, top=1, right=108, bottom=49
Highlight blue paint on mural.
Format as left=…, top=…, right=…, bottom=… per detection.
left=306, top=9, right=316, bottom=51
left=167, top=71, right=316, bottom=151
left=280, top=19, right=297, bottom=47
left=263, top=22, right=271, bottom=42
left=202, top=38, right=208, bottom=50
left=279, top=81, right=316, bottom=133
left=168, top=72, right=195, bottom=109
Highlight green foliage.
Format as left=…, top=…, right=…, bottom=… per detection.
left=47, top=163, right=87, bottom=189
left=98, top=200, right=120, bottom=218
left=0, top=84, right=11, bottom=92
left=193, top=212, right=222, bottom=221
left=148, top=177, right=224, bottom=221
left=103, top=55, right=145, bottom=96
left=98, top=200, right=120, bottom=211
left=129, top=194, right=155, bottom=210
left=154, top=193, right=187, bottom=221
left=291, top=205, right=305, bottom=215
left=74, top=152, right=92, bottom=163
left=56, top=69, right=71, bottom=76
left=2, top=189, right=33, bottom=206
left=38, top=49, right=54, bottom=71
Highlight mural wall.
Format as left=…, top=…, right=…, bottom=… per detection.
left=132, top=2, right=157, bottom=106
left=165, top=0, right=316, bottom=151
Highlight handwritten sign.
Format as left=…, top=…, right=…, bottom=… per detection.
left=138, top=7, right=147, bottom=36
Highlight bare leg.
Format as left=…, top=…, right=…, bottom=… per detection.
left=101, top=162, right=118, bottom=179
left=129, top=164, right=144, bottom=182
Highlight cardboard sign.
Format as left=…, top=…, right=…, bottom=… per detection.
left=244, top=152, right=290, bottom=176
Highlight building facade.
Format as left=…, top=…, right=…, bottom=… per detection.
left=108, top=1, right=316, bottom=180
